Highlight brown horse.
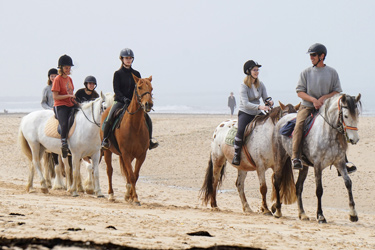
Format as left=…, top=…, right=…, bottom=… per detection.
left=100, top=75, right=154, bottom=205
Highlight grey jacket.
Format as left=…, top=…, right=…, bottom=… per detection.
left=238, top=81, right=269, bottom=115
left=41, top=85, right=54, bottom=109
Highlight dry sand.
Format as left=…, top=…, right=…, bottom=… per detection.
left=0, top=113, right=374, bottom=249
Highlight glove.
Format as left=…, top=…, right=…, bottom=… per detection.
left=122, top=97, right=131, bottom=105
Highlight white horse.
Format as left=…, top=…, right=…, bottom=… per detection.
left=19, top=92, right=113, bottom=197
left=272, top=93, right=361, bottom=223
left=200, top=102, right=299, bottom=214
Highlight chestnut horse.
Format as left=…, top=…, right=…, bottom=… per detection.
left=101, top=75, right=154, bottom=205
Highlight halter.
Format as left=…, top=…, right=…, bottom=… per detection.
left=126, top=82, right=152, bottom=115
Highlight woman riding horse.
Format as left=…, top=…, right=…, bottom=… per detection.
left=101, top=48, right=158, bottom=150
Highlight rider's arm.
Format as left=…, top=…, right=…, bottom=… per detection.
left=52, top=91, right=75, bottom=100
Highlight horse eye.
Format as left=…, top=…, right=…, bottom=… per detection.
left=344, top=115, right=348, bottom=119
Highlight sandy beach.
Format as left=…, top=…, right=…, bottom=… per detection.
left=0, top=113, right=374, bottom=249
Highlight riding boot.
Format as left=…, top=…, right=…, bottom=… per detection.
left=145, top=113, right=159, bottom=150
left=338, top=154, right=357, bottom=176
left=232, top=137, right=242, bottom=166
left=61, top=138, right=69, bottom=158
left=101, top=103, right=118, bottom=149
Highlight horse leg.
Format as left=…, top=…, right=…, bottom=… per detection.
left=53, top=156, right=65, bottom=190
left=337, top=162, right=358, bottom=222
left=62, top=157, right=72, bottom=191
left=119, top=156, right=132, bottom=202
left=42, top=152, right=52, bottom=188
left=82, top=157, right=94, bottom=195
left=104, top=150, right=114, bottom=201
left=122, top=156, right=140, bottom=205
left=257, top=166, right=272, bottom=215
left=271, top=169, right=283, bottom=218
left=296, top=166, right=309, bottom=221
left=314, top=165, right=326, bottom=223
left=30, top=144, right=48, bottom=193
left=91, top=152, right=104, bottom=198
left=67, top=155, right=81, bottom=197
left=236, top=170, right=253, bottom=213
left=76, top=159, right=85, bottom=193
left=210, top=154, right=226, bottom=211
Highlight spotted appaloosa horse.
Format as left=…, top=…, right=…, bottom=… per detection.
left=200, top=102, right=300, bottom=214
left=272, top=93, right=361, bottom=223
left=101, top=75, right=154, bottom=205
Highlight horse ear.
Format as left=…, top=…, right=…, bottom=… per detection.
left=341, top=94, right=347, bottom=103
left=100, top=91, right=104, bottom=99
left=148, top=75, right=152, bottom=82
left=278, top=101, right=285, bottom=110
left=294, top=102, right=301, bottom=111
left=356, top=93, right=361, bottom=102
left=132, top=74, right=140, bottom=83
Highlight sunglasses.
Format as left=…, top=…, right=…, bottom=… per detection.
left=251, top=68, right=260, bottom=72
left=310, top=53, right=318, bottom=57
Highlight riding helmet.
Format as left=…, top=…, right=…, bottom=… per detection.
left=243, top=60, right=262, bottom=75
left=58, top=54, right=74, bottom=67
left=119, top=48, right=134, bottom=58
left=307, top=43, right=327, bottom=56
left=48, top=68, right=58, bottom=77
left=84, top=75, right=97, bottom=89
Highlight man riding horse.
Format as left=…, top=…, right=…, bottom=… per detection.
left=292, top=43, right=357, bottom=175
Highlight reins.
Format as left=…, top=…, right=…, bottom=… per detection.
left=79, top=99, right=104, bottom=127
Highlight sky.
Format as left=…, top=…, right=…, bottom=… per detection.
left=1, top=0, right=375, bottom=113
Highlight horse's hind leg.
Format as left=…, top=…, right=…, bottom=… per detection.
left=42, top=152, right=52, bottom=188
left=296, top=166, right=309, bottom=221
left=314, top=165, right=326, bottom=223
left=236, top=170, right=253, bottom=213
left=82, top=157, right=94, bottom=194
left=90, top=152, right=103, bottom=198
left=256, top=166, right=271, bottom=215
left=337, top=162, right=358, bottom=222
left=30, top=144, right=48, bottom=193
left=53, top=156, right=65, bottom=190
left=104, top=150, right=114, bottom=201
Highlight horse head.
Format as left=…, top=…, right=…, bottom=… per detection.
left=132, top=75, right=154, bottom=113
left=339, top=93, right=361, bottom=145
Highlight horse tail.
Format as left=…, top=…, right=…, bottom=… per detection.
left=272, top=159, right=297, bottom=204
left=199, top=154, right=226, bottom=206
left=18, top=128, right=32, bottom=162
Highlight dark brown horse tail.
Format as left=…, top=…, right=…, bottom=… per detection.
left=278, top=159, right=297, bottom=204
left=199, top=154, right=226, bottom=206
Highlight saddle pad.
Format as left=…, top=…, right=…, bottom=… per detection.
left=225, top=127, right=237, bottom=146
left=44, top=115, right=76, bottom=139
left=280, top=113, right=318, bottom=138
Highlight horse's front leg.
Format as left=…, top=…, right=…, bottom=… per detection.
left=42, top=152, right=52, bottom=188
left=91, top=152, right=104, bottom=198
left=31, top=147, right=48, bottom=193
left=104, top=150, right=114, bottom=201
left=53, top=155, right=66, bottom=190
left=314, top=165, right=326, bottom=223
left=68, top=155, right=81, bottom=197
left=62, top=157, right=72, bottom=191
left=236, top=170, right=253, bottom=214
left=337, top=162, right=358, bottom=222
left=256, top=166, right=272, bottom=215
left=296, top=165, right=309, bottom=221
left=82, top=157, right=94, bottom=194
left=121, top=156, right=139, bottom=205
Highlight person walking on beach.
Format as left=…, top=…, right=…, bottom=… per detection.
left=228, top=92, right=236, bottom=118
left=75, top=75, right=99, bottom=103
left=291, top=43, right=357, bottom=175
left=52, top=54, right=76, bottom=158
left=101, top=48, right=158, bottom=150
left=232, top=60, right=273, bottom=166
left=41, top=68, right=58, bottom=110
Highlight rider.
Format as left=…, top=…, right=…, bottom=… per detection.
left=41, top=68, right=58, bottom=110
left=75, top=75, right=99, bottom=103
left=232, top=60, right=273, bottom=166
left=52, top=54, right=76, bottom=158
left=101, top=48, right=159, bottom=150
left=292, top=43, right=357, bottom=175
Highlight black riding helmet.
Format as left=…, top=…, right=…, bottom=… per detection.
left=243, top=60, right=262, bottom=75
left=119, top=48, right=134, bottom=59
left=84, top=75, right=97, bottom=91
left=307, top=43, right=327, bottom=57
left=48, top=68, right=58, bottom=77
left=58, top=54, right=74, bottom=67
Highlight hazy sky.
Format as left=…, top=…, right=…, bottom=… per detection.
left=1, top=0, right=374, bottom=111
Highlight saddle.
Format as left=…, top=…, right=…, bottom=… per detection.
left=44, top=109, right=78, bottom=139
left=280, top=111, right=319, bottom=138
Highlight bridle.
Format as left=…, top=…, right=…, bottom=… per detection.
left=319, top=95, right=358, bottom=140
left=79, top=98, right=105, bottom=127
left=126, top=82, right=152, bottom=115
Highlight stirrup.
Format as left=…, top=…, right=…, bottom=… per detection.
left=61, top=146, right=70, bottom=158
left=292, top=158, right=302, bottom=170
left=101, top=139, right=110, bottom=150
left=232, top=155, right=241, bottom=166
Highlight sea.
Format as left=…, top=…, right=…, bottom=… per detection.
left=1, top=95, right=374, bottom=116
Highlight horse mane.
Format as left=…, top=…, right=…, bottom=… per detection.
left=79, top=97, right=101, bottom=110
left=246, top=106, right=286, bottom=136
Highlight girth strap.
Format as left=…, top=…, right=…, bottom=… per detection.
left=242, top=145, right=256, bottom=168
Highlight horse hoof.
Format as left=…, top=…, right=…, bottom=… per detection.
left=134, top=201, right=141, bottom=206
left=41, top=188, right=49, bottom=194
left=271, top=204, right=277, bottom=214
left=350, top=215, right=359, bottom=222
left=317, top=215, right=327, bottom=224
left=96, top=192, right=104, bottom=198
left=263, top=210, right=273, bottom=216
left=299, top=214, right=310, bottom=221
left=211, top=207, right=220, bottom=212
left=72, top=192, right=79, bottom=197
left=108, top=194, right=115, bottom=202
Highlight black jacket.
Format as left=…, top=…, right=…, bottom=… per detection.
left=75, top=88, right=99, bottom=103
left=113, top=66, right=141, bottom=103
